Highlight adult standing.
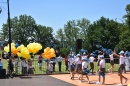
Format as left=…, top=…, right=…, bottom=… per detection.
left=0, top=57, right=3, bottom=69
left=38, top=54, right=43, bottom=71
left=57, top=54, right=63, bottom=72
left=0, top=53, right=3, bottom=69
left=64, top=55, right=68, bottom=71
left=113, top=50, right=128, bottom=85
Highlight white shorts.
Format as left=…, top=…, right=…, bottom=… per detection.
left=38, top=63, right=42, bottom=67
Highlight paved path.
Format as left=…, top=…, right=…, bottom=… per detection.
left=50, top=72, right=130, bottom=86
left=0, top=75, right=75, bottom=86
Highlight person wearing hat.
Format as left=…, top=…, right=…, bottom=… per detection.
left=79, top=58, right=90, bottom=83
left=108, top=52, right=114, bottom=73
left=96, top=51, right=104, bottom=74
left=73, top=54, right=82, bottom=81
left=89, top=53, right=95, bottom=75
left=68, top=54, right=75, bottom=80
left=97, top=55, right=106, bottom=84
left=113, top=50, right=128, bottom=85
left=82, top=52, right=88, bottom=59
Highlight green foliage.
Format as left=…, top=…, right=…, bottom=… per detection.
left=59, top=47, right=70, bottom=57
left=118, top=4, right=130, bottom=51
left=0, top=14, right=54, bottom=49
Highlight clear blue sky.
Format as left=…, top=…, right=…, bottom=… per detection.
left=0, top=0, right=130, bottom=34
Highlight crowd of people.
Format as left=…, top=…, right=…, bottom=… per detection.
left=0, top=52, right=64, bottom=76
left=0, top=49, right=130, bottom=86
left=65, top=50, right=130, bottom=86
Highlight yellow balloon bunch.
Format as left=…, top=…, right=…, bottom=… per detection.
left=4, top=43, right=18, bottom=55
left=17, top=44, right=30, bottom=60
left=3, top=42, right=42, bottom=60
left=27, top=43, right=42, bottom=54
left=42, top=47, right=56, bottom=59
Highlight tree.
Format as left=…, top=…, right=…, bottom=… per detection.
left=77, top=18, right=91, bottom=49
left=64, top=20, right=80, bottom=50
left=0, top=14, right=37, bottom=45
left=118, top=4, right=130, bottom=51
left=0, top=14, right=54, bottom=49
left=35, top=25, right=53, bottom=49
left=55, top=28, right=65, bottom=48
left=87, top=16, right=121, bottom=51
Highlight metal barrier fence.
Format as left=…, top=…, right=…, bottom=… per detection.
left=2, top=58, right=129, bottom=76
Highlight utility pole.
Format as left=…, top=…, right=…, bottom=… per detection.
left=7, top=0, right=11, bottom=59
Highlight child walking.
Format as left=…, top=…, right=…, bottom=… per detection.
left=79, top=58, right=90, bottom=83
left=113, top=50, right=128, bottom=86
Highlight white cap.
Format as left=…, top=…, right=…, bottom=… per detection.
left=119, top=50, right=124, bottom=54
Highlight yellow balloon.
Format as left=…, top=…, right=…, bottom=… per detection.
left=11, top=43, right=15, bottom=47
left=46, top=47, right=50, bottom=51
left=4, top=46, right=9, bottom=52
left=17, top=44, right=25, bottom=51
left=17, top=52, right=22, bottom=57
left=50, top=48, right=55, bottom=53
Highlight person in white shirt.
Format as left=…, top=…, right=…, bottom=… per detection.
left=113, top=50, right=128, bottom=85
left=68, top=54, right=75, bottom=80
left=28, top=59, right=35, bottom=75
left=96, top=51, right=104, bottom=73
left=21, top=58, right=27, bottom=75
left=108, top=53, right=114, bottom=73
left=82, top=52, right=88, bottom=59
left=74, top=54, right=82, bottom=80
left=124, top=51, right=130, bottom=71
left=57, top=54, right=63, bottom=72
left=89, top=53, right=95, bottom=75
left=79, top=58, right=90, bottom=84
left=98, top=55, right=106, bottom=85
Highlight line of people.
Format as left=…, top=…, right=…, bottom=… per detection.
left=67, top=50, right=129, bottom=86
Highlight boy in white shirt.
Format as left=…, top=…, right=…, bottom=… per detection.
left=89, top=53, right=95, bottom=75
left=79, top=58, right=90, bottom=84
left=113, top=51, right=128, bottom=86
left=68, top=55, right=75, bottom=80
left=108, top=53, right=114, bottom=73
left=97, top=55, right=106, bottom=84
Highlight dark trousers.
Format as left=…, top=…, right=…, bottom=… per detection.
left=58, top=62, right=62, bottom=72
left=52, top=63, right=56, bottom=72
left=65, top=63, right=68, bottom=71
